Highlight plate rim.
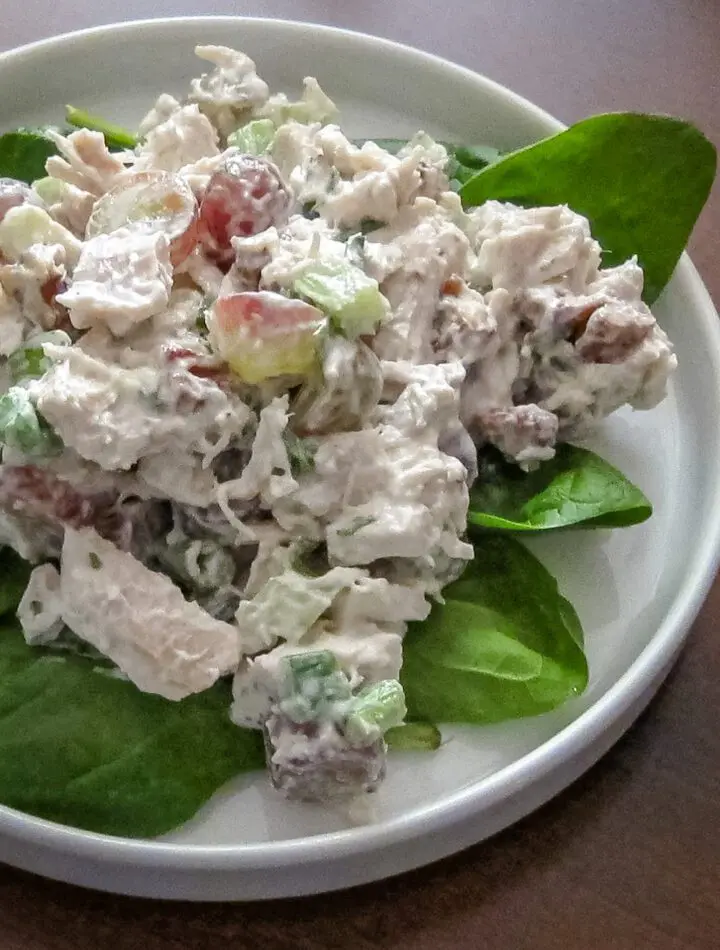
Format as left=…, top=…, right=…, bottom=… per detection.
left=1, top=13, right=719, bottom=876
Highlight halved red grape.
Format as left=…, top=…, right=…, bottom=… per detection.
left=86, top=171, right=198, bottom=266
left=198, top=155, right=291, bottom=264
left=209, top=291, right=325, bottom=384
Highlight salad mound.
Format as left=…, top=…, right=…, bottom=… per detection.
left=0, top=44, right=714, bottom=834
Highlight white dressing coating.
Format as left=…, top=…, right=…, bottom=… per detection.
left=59, top=527, right=240, bottom=700
left=0, top=205, right=81, bottom=266
left=57, top=229, right=172, bottom=335
left=188, top=46, right=270, bottom=139
left=233, top=565, right=368, bottom=654
left=17, top=562, right=64, bottom=645
left=0, top=242, right=68, bottom=331
left=45, top=128, right=129, bottom=197
left=0, top=47, right=677, bottom=797
left=135, top=101, right=220, bottom=173
left=0, top=286, right=25, bottom=355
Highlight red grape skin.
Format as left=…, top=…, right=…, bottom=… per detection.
left=198, top=156, right=291, bottom=265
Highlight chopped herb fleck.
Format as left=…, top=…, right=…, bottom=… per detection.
left=336, top=515, right=375, bottom=537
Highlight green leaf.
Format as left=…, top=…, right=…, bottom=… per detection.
left=459, top=113, right=717, bottom=304
left=0, top=548, right=32, bottom=617
left=0, top=130, right=58, bottom=184
left=468, top=444, right=652, bottom=532
left=8, top=330, right=72, bottom=385
left=284, top=431, right=317, bottom=476
left=0, top=387, right=63, bottom=457
left=401, top=537, right=588, bottom=723
left=65, top=106, right=138, bottom=150
left=452, top=145, right=502, bottom=171
left=0, top=621, right=264, bottom=837
left=385, top=722, right=442, bottom=751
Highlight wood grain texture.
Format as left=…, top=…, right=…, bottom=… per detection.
left=0, top=1, right=719, bottom=946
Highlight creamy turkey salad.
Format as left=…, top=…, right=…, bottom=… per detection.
left=0, top=45, right=686, bottom=810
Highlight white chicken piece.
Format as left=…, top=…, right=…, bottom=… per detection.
left=56, top=228, right=173, bottom=336
left=216, top=395, right=297, bottom=522
left=33, top=178, right=95, bottom=237
left=467, top=201, right=602, bottom=293
left=0, top=285, right=25, bottom=355
left=134, top=102, right=220, bottom=173
left=137, top=94, right=185, bottom=136
left=366, top=199, right=471, bottom=362
left=45, top=129, right=129, bottom=197
left=16, top=563, right=64, bottom=645
left=0, top=242, right=68, bottom=330
left=260, top=77, right=338, bottom=127
left=332, top=574, right=431, bottom=629
left=375, top=359, right=466, bottom=442
left=59, top=527, right=240, bottom=700
left=34, top=348, right=173, bottom=470
left=176, top=244, right=226, bottom=295
left=317, top=129, right=449, bottom=229
left=277, top=414, right=473, bottom=570
left=115, top=287, right=209, bottom=363
left=188, top=45, right=270, bottom=139
left=259, top=216, right=344, bottom=291
left=528, top=292, right=676, bottom=433
left=0, top=509, right=60, bottom=562
left=432, top=280, right=501, bottom=367
left=35, top=345, right=248, bottom=472
left=270, top=121, right=334, bottom=208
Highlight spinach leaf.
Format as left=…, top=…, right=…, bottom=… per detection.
left=460, top=113, right=717, bottom=304
left=446, top=144, right=501, bottom=187
left=0, top=621, right=264, bottom=837
left=401, top=536, right=588, bottom=723
left=0, top=547, right=32, bottom=617
left=0, top=130, right=58, bottom=184
left=468, top=444, right=652, bottom=532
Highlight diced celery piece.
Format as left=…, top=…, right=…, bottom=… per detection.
left=292, top=260, right=389, bottom=338
left=385, top=722, right=442, bottom=751
left=8, top=330, right=71, bottom=384
left=0, top=388, right=62, bottom=457
left=287, top=650, right=338, bottom=683
left=0, top=205, right=81, bottom=265
left=32, top=177, right=68, bottom=205
left=343, top=680, right=407, bottom=746
left=227, top=119, right=276, bottom=155
left=280, top=650, right=352, bottom=724
left=262, top=79, right=338, bottom=127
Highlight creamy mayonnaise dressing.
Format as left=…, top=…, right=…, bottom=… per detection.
left=0, top=45, right=676, bottom=802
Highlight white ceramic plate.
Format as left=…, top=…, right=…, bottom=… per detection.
left=0, top=16, right=719, bottom=902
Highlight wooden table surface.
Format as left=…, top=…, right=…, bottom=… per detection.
left=1, top=1, right=719, bottom=946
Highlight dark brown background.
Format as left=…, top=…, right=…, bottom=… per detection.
left=1, top=2, right=719, bottom=946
